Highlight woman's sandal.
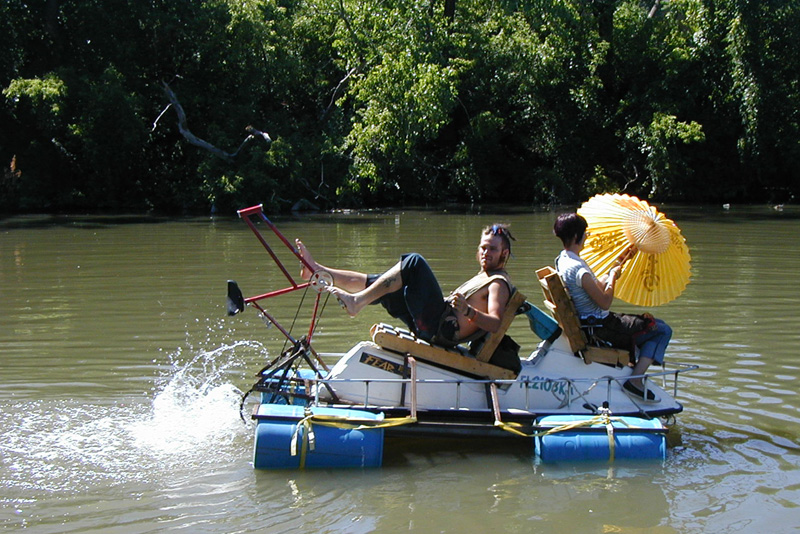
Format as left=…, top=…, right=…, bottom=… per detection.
left=623, top=380, right=660, bottom=403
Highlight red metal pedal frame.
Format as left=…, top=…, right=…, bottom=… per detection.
left=237, top=204, right=327, bottom=359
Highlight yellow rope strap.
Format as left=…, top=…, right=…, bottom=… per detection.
left=287, top=409, right=639, bottom=465
left=290, top=410, right=417, bottom=468
left=493, top=420, right=531, bottom=438
left=494, top=412, right=634, bottom=461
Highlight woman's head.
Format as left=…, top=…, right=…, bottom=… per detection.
left=553, top=213, right=588, bottom=247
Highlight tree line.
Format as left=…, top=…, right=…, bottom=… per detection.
left=1, top=0, right=797, bottom=214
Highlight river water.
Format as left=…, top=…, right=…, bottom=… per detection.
left=2, top=206, right=799, bottom=533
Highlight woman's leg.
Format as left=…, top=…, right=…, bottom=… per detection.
left=629, top=356, right=655, bottom=389
left=627, top=319, right=672, bottom=392
left=636, top=319, right=672, bottom=365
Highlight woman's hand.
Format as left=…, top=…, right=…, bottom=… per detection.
left=615, top=245, right=637, bottom=266
left=609, top=245, right=637, bottom=278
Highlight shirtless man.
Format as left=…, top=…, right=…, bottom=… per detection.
left=296, top=224, right=515, bottom=347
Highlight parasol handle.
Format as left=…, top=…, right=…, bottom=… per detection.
left=611, top=245, right=637, bottom=274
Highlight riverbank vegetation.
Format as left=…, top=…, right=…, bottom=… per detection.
left=2, top=0, right=798, bottom=214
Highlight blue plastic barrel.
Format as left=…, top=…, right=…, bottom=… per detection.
left=258, top=368, right=323, bottom=406
left=253, top=404, right=384, bottom=469
left=534, top=415, right=666, bottom=462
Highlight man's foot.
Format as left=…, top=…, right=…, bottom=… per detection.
left=623, top=380, right=660, bottom=403
left=295, top=239, right=319, bottom=281
left=326, top=286, right=366, bottom=317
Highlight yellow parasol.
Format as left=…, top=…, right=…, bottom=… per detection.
left=577, top=193, right=691, bottom=307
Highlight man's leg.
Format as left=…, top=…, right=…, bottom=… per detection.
left=396, top=253, right=447, bottom=341
left=297, top=243, right=446, bottom=338
left=328, top=262, right=404, bottom=317
left=296, top=239, right=368, bottom=292
left=328, top=252, right=447, bottom=343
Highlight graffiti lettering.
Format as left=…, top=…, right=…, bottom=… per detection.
left=518, top=376, right=573, bottom=396
left=359, top=352, right=407, bottom=376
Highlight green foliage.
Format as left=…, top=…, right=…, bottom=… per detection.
left=1, top=0, right=798, bottom=213
left=4, top=74, right=68, bottom=125
left=625, top=112, right=705, bottom=196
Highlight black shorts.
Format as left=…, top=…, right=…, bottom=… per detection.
left=582, top=312, right=654, bottom=354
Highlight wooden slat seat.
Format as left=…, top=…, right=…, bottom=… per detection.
left=370, top=290, right=526, bottom=380
left=473, top=290, right=526, bottom=363
left=535, top=266, right=631, bottom=367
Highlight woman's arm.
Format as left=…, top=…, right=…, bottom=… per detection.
left=581, top=246, right=635, bottom=310
left=581, top=265, right=621, bottom=310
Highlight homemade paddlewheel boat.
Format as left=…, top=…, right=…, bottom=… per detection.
left=227, top=206, right=698, bottom=468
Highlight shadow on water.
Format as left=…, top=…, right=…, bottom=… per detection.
left=0, top=213, right=177, bottom=230
left=381, top=436, right=534, bottom=468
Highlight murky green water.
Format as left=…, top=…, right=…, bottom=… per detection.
left=2, top=206, right=800, bottom=533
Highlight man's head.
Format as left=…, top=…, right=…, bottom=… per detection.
left=553, top=213, right=588, bottom=247
left=477, top=224, right=514, bottom=271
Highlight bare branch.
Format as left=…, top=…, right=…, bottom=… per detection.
left=159, top=82, right=271, bottom=161
left=151, top=103, right=172, bottom=132
left=648, top=0, right=661, bottom=18
left=322, top=66, right=359, bottom=120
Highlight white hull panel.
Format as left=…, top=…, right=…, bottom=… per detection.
left=319, top=336, right=684, bottom=418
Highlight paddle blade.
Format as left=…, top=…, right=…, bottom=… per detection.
left=226, top=280, right=245, bottom=316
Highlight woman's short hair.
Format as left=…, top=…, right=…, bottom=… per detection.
left=553, top=213, right=588, bottom=247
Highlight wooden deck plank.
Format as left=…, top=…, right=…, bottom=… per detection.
left=371, top=324, right=517, bottom=380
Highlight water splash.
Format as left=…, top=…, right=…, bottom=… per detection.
left=129, top=341, right=256, bottom=461
left=1, top=340, right=265, bottom=497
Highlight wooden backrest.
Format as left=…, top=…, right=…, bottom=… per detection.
left=474, top=290, right=527, bottom=363
left=535, top=266, right=588, bottom=353
left=535, top=266, right=632, bottom=367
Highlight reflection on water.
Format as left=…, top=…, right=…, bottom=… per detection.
left=2, top=207, right=800, bottom=532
